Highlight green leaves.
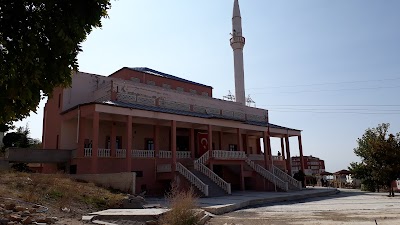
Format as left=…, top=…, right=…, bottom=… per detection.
left=349, top=123, right=400, bottom=191
left=0, top=0, right=111, bottom=124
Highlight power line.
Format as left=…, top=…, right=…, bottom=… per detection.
left=249, top=85, right=400, bottom=95
left=246, top=77, right=400, bottom=90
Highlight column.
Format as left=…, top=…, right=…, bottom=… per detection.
left=237, top=128, right=243, bottom=151
left=154, top=125, right=160, bottom=157
left=190, top=127, right=195, bottom=159
left=77, top=117, right=86, bottom=158
left=285, top=135, right=292, bottom=175
left=208, top=125, right=213, bottom=152
left=280, top=137, right=286, bottom=160
left=171, top=120, right=177, bottom=172
left=111, top=122, right=116, bottom=157
left=240, top=163, right=245, bottom=191
left=298, top=135, right=305, bottom=172
left=126, top=116, right=132, bottom=171
left=263, top=131, right=269, bottom=169
left=92, top=112, right=99, bottom=174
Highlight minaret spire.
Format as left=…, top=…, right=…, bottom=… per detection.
left=231, top=0, right=246, bottom=105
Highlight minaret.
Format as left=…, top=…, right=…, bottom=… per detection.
left=231, top=0, right=246, bottom=105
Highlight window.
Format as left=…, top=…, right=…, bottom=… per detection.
left=145, top=139, right=154, bottom=150
left=134, top=171, right=143, bottom=177
left=176, top=87, right=184, bottom=92
left=229, top=144, right=237, bottom=151
left=105, top=136, right=111, bottom=149
left=116, top=136, right=122, bottom=149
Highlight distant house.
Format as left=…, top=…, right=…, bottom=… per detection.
left=291, top=155, right=325, bottom=176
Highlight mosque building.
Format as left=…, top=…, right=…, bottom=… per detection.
left=41, top=0, right=305, bottom=196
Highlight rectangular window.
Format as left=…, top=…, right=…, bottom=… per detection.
left=116, top=136, right=122, bottom=149
left=105, top=136, right=111, bottom=149
left=229, top=144, right=237, bottom=151
left=145, top=138, right=154, bottom=150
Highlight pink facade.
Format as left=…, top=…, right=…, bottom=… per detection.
left=42, top=68, right=305, bottom=196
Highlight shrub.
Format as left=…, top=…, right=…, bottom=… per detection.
left=160, top=184, right=199, bottom=225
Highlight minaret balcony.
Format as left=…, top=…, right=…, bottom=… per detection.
left=230, top=36, right=245, bottom=45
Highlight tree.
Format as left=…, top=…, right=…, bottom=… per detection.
left=3, top=125, right=31, bottom=148
left=0, top=0, right=111, bottom=124
left=349, top=123, right=400, bottom=196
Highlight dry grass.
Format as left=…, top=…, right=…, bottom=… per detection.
left=160, top=184, right=200, bottom=225
left=0, top=171, right=125, bottom=210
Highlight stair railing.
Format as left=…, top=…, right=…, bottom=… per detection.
left=272, top=165, right=302, bottom=190
left=194, top=162, right=231, bottom=194
left=245, top=158, right=288, bottom=192
left=176, top=163, right=209, bottom=196
left=195, top=151, right=210, bottom=165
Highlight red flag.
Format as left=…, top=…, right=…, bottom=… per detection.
left=198, top=132, right=208, bottom=156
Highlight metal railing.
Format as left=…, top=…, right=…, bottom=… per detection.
left=98, top=148, right=111, bottom=158
left=84, top=148, right=92, bottom=157
left=212, top=150, right=246, bottom=159
left=245, top=158, right=288, bottom=192
left=194, top=162, right=231, bottom=194
left=272, top=165, right=302, bottom=190
left=116, top=149, right=126, bottom=158
left=132, top=150, right=154, bottom=158
left=176, top=163, right=209, bottom=196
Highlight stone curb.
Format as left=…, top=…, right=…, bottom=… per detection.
left=202, top=189, right=340, bottom=215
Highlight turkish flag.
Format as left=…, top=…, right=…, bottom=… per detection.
left=198, top=132, right=208, bottom=156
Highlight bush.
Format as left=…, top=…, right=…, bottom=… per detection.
left=160, top=184, right=199, bottom=225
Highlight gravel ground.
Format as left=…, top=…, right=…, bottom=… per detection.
left=208, top=189, right=400, bottom=225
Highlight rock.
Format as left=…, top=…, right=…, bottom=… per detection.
left=0, top=204, right=5, bottom=208
left=60, top=207, right=70, bottom=213
left=28, top=208, right=36, bottom=214
left=14, top=206, right=27, bottom=212
left=21, top=211, right=30, bottom=217
left=3, top=211, right=13, bottom=215
left=21, top=216, right=32, bottom=225
left=8, top=215, right=22, bottom=222
left=0, top=218, right=10, bottom=225
left=122, top=195, right=146, bottom=209
left=145, top=220, right=158, bottom=225
left=32, top=205, right=40, bottom=209
left=7, top=222, right=16, bottom=225
left=4, top=204, right=15, bottom=211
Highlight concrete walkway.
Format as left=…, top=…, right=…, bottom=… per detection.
left=147, top=187, right=339, bottom=215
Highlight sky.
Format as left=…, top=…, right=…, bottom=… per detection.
left=14, top=0, right=400, bottom=172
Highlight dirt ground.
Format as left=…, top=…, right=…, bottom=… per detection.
left=208, top=189, right=400, bottom=225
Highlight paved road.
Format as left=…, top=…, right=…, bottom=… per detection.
left=209, top=189, right=400, bottom=225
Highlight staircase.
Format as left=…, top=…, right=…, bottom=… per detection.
left=272, top=165, right=302, bottom=190
left=190, top=169, right=227, bottom=197
left=176, top=163, right=209, bottom=196
left=245, top=158, right=289, bottom=191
